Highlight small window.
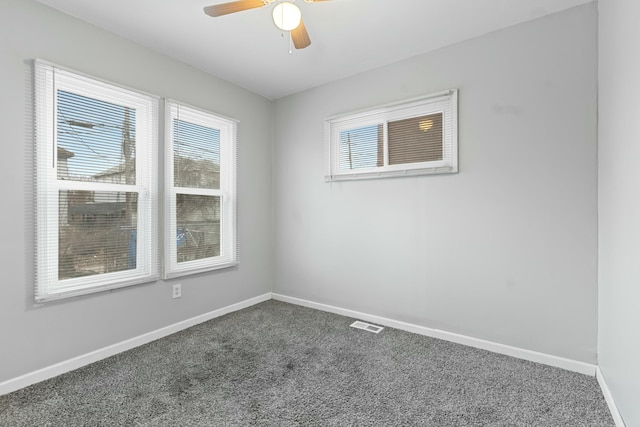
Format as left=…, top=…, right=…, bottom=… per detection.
left=34, top=60, right=159, bottom=301
left=325, top=90, right=458, bottom=181
left=164, top=100, right=238, bottom=278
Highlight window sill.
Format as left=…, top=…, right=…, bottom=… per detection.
left=163, top=261, right=239, bottom=280
left=325, top=165, right=458, bottom=182
left=35, top=273, right=160, bottom=303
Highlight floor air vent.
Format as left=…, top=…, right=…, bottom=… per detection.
left=350, top=321, right=384, bottom=334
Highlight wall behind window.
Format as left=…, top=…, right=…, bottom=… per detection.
left=0, top=0, right=273, bottom=382
left=273, top=4, right=598, bottom=363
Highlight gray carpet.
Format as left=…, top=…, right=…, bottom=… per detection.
left=0, top=300, right=614, bottom=426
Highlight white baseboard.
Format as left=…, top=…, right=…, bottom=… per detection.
left=0, top=292, right=272, bottom=397
left=272, top=293, right=597, bottom=376
left=596, top=368, right=627, bottom=427
left=0, top=292, right=603, bottom=399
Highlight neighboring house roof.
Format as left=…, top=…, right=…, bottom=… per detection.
left=94, top=164, right=126, bottom=178
left=57, top=146, right=74, bottom=159
left=70, top=202, right=126, bottom=216
left=92, top=156, right=220, bottom=178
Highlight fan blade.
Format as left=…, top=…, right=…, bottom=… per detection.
left=292, top=19, right=311, bottom=49
left=204, top=0, right=265, bottom=17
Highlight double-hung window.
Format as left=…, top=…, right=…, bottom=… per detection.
left=325, top=90, right=458, bottom=181
left=164, top=101, right=237, bottom=278
left=35, top=60, right=158, bottom=301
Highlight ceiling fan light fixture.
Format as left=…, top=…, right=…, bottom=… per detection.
left=273, top=2, right=302, bottom=31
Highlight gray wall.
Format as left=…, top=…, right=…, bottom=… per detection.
left=0, top=0, right=273, bottom=382
left=598, top=0, right=640, bottom=424
left=273, top=4, right=598, bottom=363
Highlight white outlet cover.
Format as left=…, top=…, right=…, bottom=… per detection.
left=172, top=284, right=181, bottom=298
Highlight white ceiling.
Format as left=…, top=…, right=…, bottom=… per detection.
left=37, top=0, right=592, bottom=100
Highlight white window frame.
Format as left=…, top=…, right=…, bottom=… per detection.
left=164, top=100, right=238, bottom=279
left=35, top=60, right=159, bottom=302
left=325, top=90, right=458, bottom=181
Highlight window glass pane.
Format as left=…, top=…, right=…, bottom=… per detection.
left=57, top=90, right=136, bottom=184
left=339, top=124, right=383, bottom=170
left=388, top=113, right=443, bottom=165
left=174, top=119, right=220, bottom=189
left=59, top=191, right=138, bottom=280
left=176, top=194, right=220, bottom=262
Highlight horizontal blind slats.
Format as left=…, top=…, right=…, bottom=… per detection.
left=325, top=90, right=458, bottom=180
left=34, top=60, right=158, bottom=301
left=388, top=113, right=443, bottom=165
left=165, top=100, right=238, bottom=278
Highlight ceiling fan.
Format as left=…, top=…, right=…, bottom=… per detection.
left=204, top=0, right=332, bottom=50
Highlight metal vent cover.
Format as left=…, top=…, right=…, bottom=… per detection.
left=350, top=320, right=384, bottom=334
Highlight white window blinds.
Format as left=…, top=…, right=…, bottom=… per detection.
left=164, top=100, right=238, bottom=278
left=325, top=90, right=458, bottom=181
left=34, top=60, right=159, bottom=301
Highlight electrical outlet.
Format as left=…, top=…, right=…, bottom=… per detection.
left=172, top=284, right=182, bottom=299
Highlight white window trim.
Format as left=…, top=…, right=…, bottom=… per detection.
left=325, top=90, right=458, bottom=181
left=34, top=60, right=159, bottom=302
left=163, top=99, right=238, bottom=279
